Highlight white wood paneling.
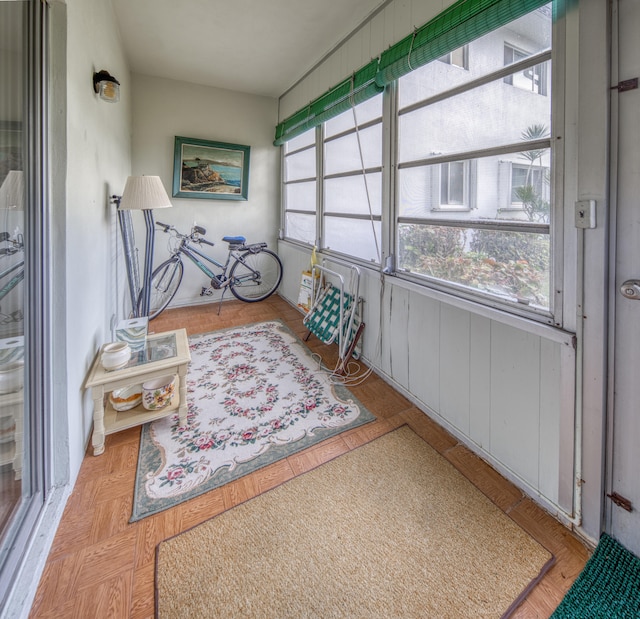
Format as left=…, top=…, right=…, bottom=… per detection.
left=389, top=285, right=410, bottom=387
left=440, top=306, right=471, bottom=435
left=539, top=338, right=561, bottom=505
left=490, top=323, right=541, bottom=489
left=469, top=314, right=492, bottom=450
left=408, top=290, right=440, bottom=412
left=277, top=242, right=572, bottom=518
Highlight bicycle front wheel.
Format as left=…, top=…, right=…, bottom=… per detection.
left=140, top=257, right=184, bottom=320
left=229, top=249, right=283, bottom=302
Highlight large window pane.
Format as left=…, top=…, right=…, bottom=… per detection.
left=0, top=0, right=26, bottom=539
left=399, top=150, right=550, bottom=222
left=284, top=181, right=316, bottom=212
left=325, top=95, right=382, bottom=138
left=285, top=129, right=315, bottom=152
left=398, top=6, right=552, bottom=109
left=324, top=173, right=382, bottom=216
left=398, top=224, right=550, bottom=308
left=285, top=212, right=316, bottom=245
left=284, top=147, right=315, bottom=182
left=324, top=217, right=381, bottom=263
left=324, top=125, right=382, bottom=175
left=398, top=67, right=551, bottom=164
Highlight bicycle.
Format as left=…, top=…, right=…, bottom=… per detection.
left=142, top=222, right=283, bottom=320
left=0, top=232, right=24, bottom=325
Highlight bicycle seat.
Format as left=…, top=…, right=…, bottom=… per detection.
left=222, top=236, right=246, bottom=245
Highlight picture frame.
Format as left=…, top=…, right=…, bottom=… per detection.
left=172, top=136, right=250, bottom=201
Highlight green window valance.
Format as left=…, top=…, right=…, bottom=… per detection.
left=274, top=59, right=382, bottom=146
left=275, top=0, right=551, bottom=146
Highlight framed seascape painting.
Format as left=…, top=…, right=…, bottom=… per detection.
left=172, top=136, right=250, bottom=201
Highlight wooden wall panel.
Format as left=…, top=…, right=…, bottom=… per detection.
left=538, top=338, right=561, bottom=505
left=389, top=286, right=410, bottom=387
left=469, top=314, right=492, bottom=450
left=439, top=305, right=471, bottom=435
left=490, top=323, right=541, bottom=489
left=408, top=290, right=440, bottom=412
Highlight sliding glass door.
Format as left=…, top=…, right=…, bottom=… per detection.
left=0, top=0, right=48, bottom=608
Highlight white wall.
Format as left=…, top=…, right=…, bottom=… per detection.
left=130, top=75, right=279, bottom=308
left=65, top=0, right=132, bottom=479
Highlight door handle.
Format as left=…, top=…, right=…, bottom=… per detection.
left=620, top=279, right=640, bottom=299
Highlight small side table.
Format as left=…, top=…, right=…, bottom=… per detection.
left=85, top=328, right=191, bottom=456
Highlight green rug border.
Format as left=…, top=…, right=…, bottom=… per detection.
left=550, top=533, right=640, bottom=618
left=131, top=319, right=376, bottom=522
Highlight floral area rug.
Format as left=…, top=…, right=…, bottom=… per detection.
left=131, top=320, right=375, bottom=521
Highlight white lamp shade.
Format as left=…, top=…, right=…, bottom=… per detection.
left=0, top=170, right=24, bottom=210
left=119, top=176, right=172, bottom=210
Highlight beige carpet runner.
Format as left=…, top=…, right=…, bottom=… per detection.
left=156, top=426, right=553, bottom=618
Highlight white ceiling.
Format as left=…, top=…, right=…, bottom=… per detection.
left=111, top=0, right=387, bottom=99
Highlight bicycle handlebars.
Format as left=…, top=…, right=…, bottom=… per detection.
left=156, top=221, right=215, bottom=246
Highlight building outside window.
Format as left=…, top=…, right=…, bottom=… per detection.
left=281, top=4, right=555, bottom=315
left=438, top=45, right=469, bottom=69
left=396, top=6, right=553, bottom=309
left=504, top=44, right=548, bottom=95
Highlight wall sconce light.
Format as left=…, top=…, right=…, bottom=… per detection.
left=93, top=70, right=120, bottom=103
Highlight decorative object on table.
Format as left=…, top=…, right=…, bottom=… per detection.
left=108, top=384, right=143, bottom=412
left=0, top=336, right=24, bottom=365
left=156, top=426, right=553, bottom=618
left=142, top=374, right=176, bottom=410
left=131, top=320, right=375, bottom=521
left=100, top=341, right=131, bottom=371
left=550, top=533, right=640, bottom=618
left=117, top=175, right=173, bottom=317
left=115, top=317, right=148, bottom=352
left=172, top=136, right=250, bottom=201
left=0, top=360, right=23, bottom=394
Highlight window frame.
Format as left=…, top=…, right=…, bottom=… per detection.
left=279, top=5, right=564, bottom=327
left=393, top=42, right=556, bottom=320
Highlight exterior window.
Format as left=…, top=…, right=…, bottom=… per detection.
left=322, top=95, right=383, bottom=263
left=397, top=6, right=553, bottom=310
left=504, top=44, right=548, bottom=95
left=440, top=161, right=466, bottom=206
left=438, top=45, right=468, bottom=69
left=283, top=129, right=317, bottom=245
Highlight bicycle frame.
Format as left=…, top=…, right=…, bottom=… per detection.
left=175, top=237, right=265, bottom=288
left=176, top=240, right=229, bottom=283
left=0, top=259, right=24, bottom=302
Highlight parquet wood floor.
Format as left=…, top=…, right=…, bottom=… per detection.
left=29, top=295, right=590, bottom=618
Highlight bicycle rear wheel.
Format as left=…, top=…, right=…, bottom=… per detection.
left=139, top=257, right=184, bottom=320
left=228, top=249, right=283, bottom=302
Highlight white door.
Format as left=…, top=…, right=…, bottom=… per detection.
left=608, top=0, right=640, bottom=556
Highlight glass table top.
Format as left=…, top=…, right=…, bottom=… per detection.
left=125, top=333, right=177, bottom=369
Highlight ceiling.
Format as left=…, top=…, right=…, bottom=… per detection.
left=111, top=0, right=387, bottom=99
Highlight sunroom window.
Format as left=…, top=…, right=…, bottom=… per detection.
left=322, top=95, right=383, bottom=263
left=283, top=129, right=317, bottom=245
left=396, top=6, right=553, bottom=310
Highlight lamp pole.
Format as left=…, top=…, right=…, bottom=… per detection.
left=117, top=176, right=172, bottom=318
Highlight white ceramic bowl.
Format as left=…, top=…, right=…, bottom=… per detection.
left=0, top=361, right=24, bottom=394
left=101, top=342, right=131, bottom=370
left=142, top=375, right=176, bottom=410
left=109, top=384, right=143, bottom=412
